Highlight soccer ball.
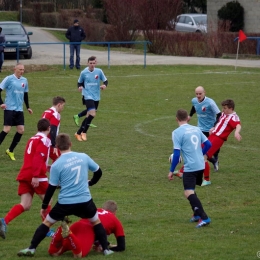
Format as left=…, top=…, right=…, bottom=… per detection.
left=169, top=153, right=182, bottom=164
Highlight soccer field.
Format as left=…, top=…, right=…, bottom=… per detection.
left=0, top=64, right=259, bottom=259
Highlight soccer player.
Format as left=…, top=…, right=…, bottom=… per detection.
left=74, top=56, right=108, bottom=141
left=42, top=96, right=66, bottom=162
left=17, top=133, right=113, bottom=257
left=0, top=119, right=51, bottom=239
left=48, top=200, right=125, bottom=257
left=205, top=99, right=242, bottom=182
left=0, top=63, right=33, bottom=160
left=188, top=86, right=221, bottom=186
left=169, top=109, right=212, bottom=228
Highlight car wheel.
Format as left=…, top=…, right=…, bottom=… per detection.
left=195, top=30, right=202, bottom=33
left=24, top=47, right=32, bottom=59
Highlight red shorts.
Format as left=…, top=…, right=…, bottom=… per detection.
left=207, top=134, right=225, bottom=159
left=18, top=181, right=49, bottom=197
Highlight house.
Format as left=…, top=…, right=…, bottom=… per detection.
left=207, top=0, right=260, bottom=33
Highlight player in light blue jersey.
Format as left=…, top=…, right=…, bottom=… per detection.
left=0, top=63, right=33, bottom=160
left=74, top=56, right=108, bottom=141
left=18, top=133, right=113, bottom=257
left=188, top=86, right=221, bottom=186
left=168, top=109, right=212, bottom=228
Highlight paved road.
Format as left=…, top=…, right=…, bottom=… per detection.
left=4, top=26, right=260, bottom=68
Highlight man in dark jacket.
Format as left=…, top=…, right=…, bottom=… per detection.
left=0, top=27, right=6, bottom=72
left=65, top=19, right=86, bottom=70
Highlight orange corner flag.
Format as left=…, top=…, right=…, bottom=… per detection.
left=239, top=30, right=247, bottom=42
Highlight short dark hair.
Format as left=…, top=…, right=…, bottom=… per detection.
left=221, top=99, right=235, bottom=109
left=37, top=118, right=50, bottom=132
left=176, top=109, right=188, bottom=121
left=56, top=133, right=71, bottom=151
left=88, top=56, right=96, bottom=62
left=52, top=96, right=65, bottom=106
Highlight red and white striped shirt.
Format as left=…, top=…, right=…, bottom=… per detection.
left=212, top=112, right=240, bottom=140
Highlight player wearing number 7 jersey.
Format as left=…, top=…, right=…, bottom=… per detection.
left=0, top=119, right=51, bottom=240
left=168, top=109, right=212, bottom=228
left=17, top=133, right=114, bottom=257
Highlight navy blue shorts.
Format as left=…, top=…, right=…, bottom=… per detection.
left=183, top=169, right=204, bottom=190
left=4, top=110, right=24, bottom=126
left=84, top=99, right=99, bottom=112
left=49, top=199, right=97, bottom=221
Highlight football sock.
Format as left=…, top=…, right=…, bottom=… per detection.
left=0, top=131, right=7, bottom=145
left=4, top=204, right=24, bottom=224
left=77, top=118, right=87, bottom=134
left=78, top=109, right=88, bottom=118
left=9, top=132, right=22, bottom=152
left=188, top=193, right=208, bottom=220
left=48, top=227, right=63, bottom=255
left=29, top=223, right=49, bottom=249
left=204, top=161, right=210, bottom=181
left=83, top=115, right=94, bottom=133
left=41, top=205, right=51, bottom=221
left=93, top=223, right=109, bottom=251
left=63, top=233, right=82, bottom=255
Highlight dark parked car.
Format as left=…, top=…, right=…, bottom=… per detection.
left=0, top=21, right=33, bottom=59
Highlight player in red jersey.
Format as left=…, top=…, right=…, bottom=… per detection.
left=48, top=200, right=125, bottom=257
left=203, top=99, right=242, bottom=182
left=0, top=119, right=51, bottom=239
left=41, top=96, right=65, bottom=162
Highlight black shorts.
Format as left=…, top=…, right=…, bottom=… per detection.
left=183, top=169, right=204, bottom=190
left=49, top=199, right=97, bottom=221
left=4, top=110, right=24, bottom=126
left=83, top=98, right=99, bottom=111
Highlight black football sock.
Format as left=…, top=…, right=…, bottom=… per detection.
left=78, top=109, right=88, bottom=118
left=9, top=132, right=22, bottom=152
left=0, top=131, right=7, bottom=145
left=77, top=118, right=87, bottom=134
left=93, top=223, right=109, bottom=251
left=188, top=193, right=208, bottom=220
left=82, top=115, right=94, bottom=133
left=29, top=223, right=49, bottom=249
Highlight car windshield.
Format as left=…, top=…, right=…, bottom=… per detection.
left=1, top=24, right=25, bottom=35
left=193, top=16, right=207, bottom=25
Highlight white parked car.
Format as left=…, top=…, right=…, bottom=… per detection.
left=169, top=14, right=207, bottom=33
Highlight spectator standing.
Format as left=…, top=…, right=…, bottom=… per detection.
left=65, top=19, right=86, bottom=70
left=0, top=63, right=33, bottom=160
left=0, top=27, right=5, bottom=72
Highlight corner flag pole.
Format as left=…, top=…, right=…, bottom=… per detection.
left=235, top=40, right=240, bottom=71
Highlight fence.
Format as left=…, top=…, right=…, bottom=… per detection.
left=3, top=41, right=151, bottom=69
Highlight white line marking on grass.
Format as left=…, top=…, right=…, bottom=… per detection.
left=135, top=116, right=259, bottom=151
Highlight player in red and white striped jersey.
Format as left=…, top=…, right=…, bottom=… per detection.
left=203, top=99, right=242, bottom=182
left=41, top=96, right=65, bottom=162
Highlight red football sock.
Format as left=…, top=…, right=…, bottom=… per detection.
left=63, top=233, right=82, bottom=255
left=48, top=227, right=63, bottom=255
left=204, top=161, right=210, bottom=181
left=4, top=204, right=24, bottom=225
left=41, top=204, right=51, bottom=221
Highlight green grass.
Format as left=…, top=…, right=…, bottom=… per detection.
left=0, top=11, right=18, bottom=21
left=0, top=65, right=260, bottom=260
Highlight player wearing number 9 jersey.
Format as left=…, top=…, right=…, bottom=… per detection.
left=168, top=109, right=212, bottom=228
left=17, top=133, right=113, bottom=257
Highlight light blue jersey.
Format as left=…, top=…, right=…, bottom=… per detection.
left=172, top=124, right=208, bottom=172
left=78, top=67, right=107, bottom=101
left=191, top=96, right=220, bottom=132
left=49, top=151, right=99, bottom=204
left=0, top=74, right=28, bottom=111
